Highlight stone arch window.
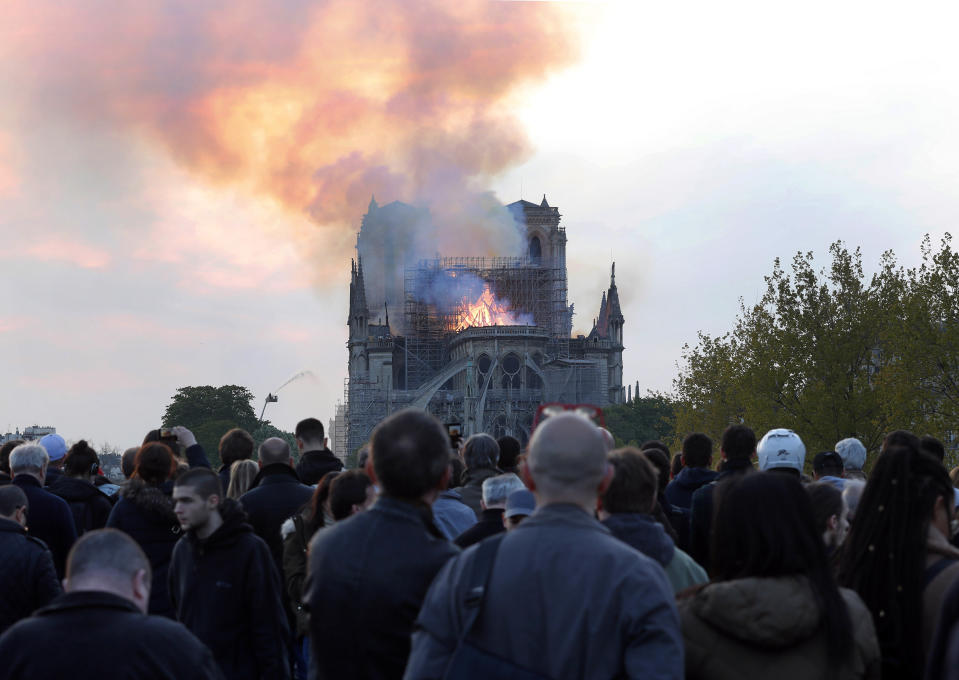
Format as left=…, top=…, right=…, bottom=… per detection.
left=529, top=236, right=542, bottom=263
left=477, top=353, right=492, bottom=388
left=501, top=352, right=521, bottom=389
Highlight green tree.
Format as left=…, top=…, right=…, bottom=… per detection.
left=604, top=394, right=676, bottom=449
left=162, top=385, right=282, bottom=469
left=251, top=423, right=298, bottom=458
left=672, top=239, right=959, bottom=468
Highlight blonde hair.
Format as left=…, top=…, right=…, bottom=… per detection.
left=226, top=459, right=259, bottom=499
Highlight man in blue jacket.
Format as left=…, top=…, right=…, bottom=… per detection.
left=664, top=433, right=718, bottom=511
left=405, top=413, right=683, bottom=680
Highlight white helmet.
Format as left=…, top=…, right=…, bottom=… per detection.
left=757, top=429, right=806, bottom=473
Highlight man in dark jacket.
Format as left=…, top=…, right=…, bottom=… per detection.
left=457, top=433, right=502, bottom=519
left=0, top=486, right=61, bottom=634
left=294, top=417, right=343, bottom=485
left=239, top=438, right=314, bottom=573
left=664, top=433, right=718, bottom=510
left=10, top=443, right=77, bottom=578
left=305, top=408, right=459, bottom=679
left=0, top=528, right=222, bottom=679
left=217, top=428, right=255, bottom=491
left=169, top=468, right=290, bottom=680
left=453, top=473, right=525, bottom=548
left=689, top=424, right=756, bottom=571
left=406, top=413, right=683, bottom=679
left=49, top=440, right=113, bottom=535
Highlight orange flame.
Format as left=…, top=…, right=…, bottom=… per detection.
left=455, top=285, right=529, bottom=331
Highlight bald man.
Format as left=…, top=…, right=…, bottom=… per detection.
left=406, top=413, right=684, bottom=680
left=0, top=529, right=222, bottom=679
left=239, top=437, right=314, bottom=573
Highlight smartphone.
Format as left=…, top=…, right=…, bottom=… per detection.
left=159, top=428, right=176, bottom=439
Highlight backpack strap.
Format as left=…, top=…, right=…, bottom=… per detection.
left=925, top=557, right=957, bottom=588
left=458, top=533, right=506, bottom=642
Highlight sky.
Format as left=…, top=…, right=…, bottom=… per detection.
left=2, top=1, right=958, bottom=450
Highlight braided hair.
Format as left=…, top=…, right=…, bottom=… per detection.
left=838, top=444, right=953, bottom=679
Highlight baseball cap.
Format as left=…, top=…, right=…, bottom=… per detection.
left=38, top=433, right=67, bottom=462
left=757, top=429, right=806, bottom=473
left=835, top=438, right=867, bottom=471
left=505, top=489, right=536, bottom=519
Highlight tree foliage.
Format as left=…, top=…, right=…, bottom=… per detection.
left=604, top=394, right=676, bottom=449
left=162, top=385, right=295, bottom=469
left=673, top=236, right=959, bottom=465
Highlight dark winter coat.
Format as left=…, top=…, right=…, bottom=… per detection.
left=457, top=467, right=501, bottom=519
left=0, top=590, right=224, bottom=680
left=42, top=466, right=64, bottom=488
left=664, top=466, right=719, bottom=510
left=218, top=464, right=231, bottom=493
left=295, top=448, right=342, bottom=486
left=305, top=496, right=459, bottom=679
left=105, top=479, right=181, bottom=618
left=689, top=458, right=754, bottom=571
left=281, top=511, right=315, bottom=638
left=11, top=475, right=76, bottom=578
left=453, top=507, right=504, bottom=548
left=168, top=499, right=290, bottom=680
left=49, top=476, right=113, bottom=535
left=679, top=576, right=880, bottom=680
left=239, top=463, right=314, bottom=573
left=0, top=517, right=61, bottom=635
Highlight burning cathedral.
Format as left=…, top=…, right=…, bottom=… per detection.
left=340, top=195, right=625, bottom=454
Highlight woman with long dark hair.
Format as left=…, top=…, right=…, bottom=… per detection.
left=679, top=472, right=879, bottom=679
left=105, top=442, right=180, bottom=617
left=839, top=444, right=959, bottom=679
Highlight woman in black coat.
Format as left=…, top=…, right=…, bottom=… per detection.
left=106, top=443, right=180, bottom=617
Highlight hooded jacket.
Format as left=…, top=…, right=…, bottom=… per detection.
left=168, top=499, right=290, bottom=680
left=0, top=590, right=224, bottom=680
left=49, top=476, right=113, bottom=535
left=105, top=479, right=181, bottom=618
left=664, top=467, right=719, bottom=510
left=295, top=448, right=342, bottom=486
left=679, top=576, right=880, bottom=680
left=0, top=517, right=61, bottom=635
left=602, top=512, right=707, bottom=594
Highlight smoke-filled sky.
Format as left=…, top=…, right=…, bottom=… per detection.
left=3, top=1, right=958, bottom=449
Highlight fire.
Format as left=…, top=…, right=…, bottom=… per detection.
left=455, top=285, right=529, bottom=331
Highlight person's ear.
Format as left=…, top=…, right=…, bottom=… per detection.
left=207, top=494, right=219, bottom=511
left=520, top=461, right=536, bottom=491
left=597, top=463, right=615, bottom=496
left=131, top=568, right=151, bottom=614
left=365, top=457, right=377, bottom=485
left=680, top=455, right=687, bottom=467
left=827, top=514, right=839, bottom=532
left=436, top=465, right=451, bottom=491
left=14, top=505, right=27, bottom=527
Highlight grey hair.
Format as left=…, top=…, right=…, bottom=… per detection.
left=10, top=443, right=49, bottom=474
left=463, top=434, right=500, bottom=470
left=482, top=473, right=526, bottom=508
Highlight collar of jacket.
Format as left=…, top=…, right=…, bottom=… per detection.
left=479, top=507, right=505, bottom=522
left=601, top=512, right=675, bottom=566
left=37, top=590, right=141, bottom=617
left=519, top=503, right=609, bottom=533
left=717, top=458, right=754, bottom=477
left=0, top=516, right=25, bottom=535
left=12, top=474, right=42, bottom=489
left=439, top=488, right=463, bottom=501
left=302, top=448, right=338, bottom=461
left=187, top=498, right=252, bottom=550
left=374, top=496, right=445, bottom=538
left=462, top=466, right=502, bottom=486
left=251, top=462, right=303, bottom=488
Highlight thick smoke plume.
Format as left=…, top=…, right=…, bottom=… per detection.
left=2, top=1, right=581, bottom=282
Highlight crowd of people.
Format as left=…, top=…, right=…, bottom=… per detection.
left=1, top=409, right=958, bottom=679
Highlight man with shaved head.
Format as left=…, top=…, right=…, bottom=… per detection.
left=0, top=529, right=222, bottom=678
left=240, top=437, right=314, bottom=574
left=406, top=413, right=683, bottom=679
